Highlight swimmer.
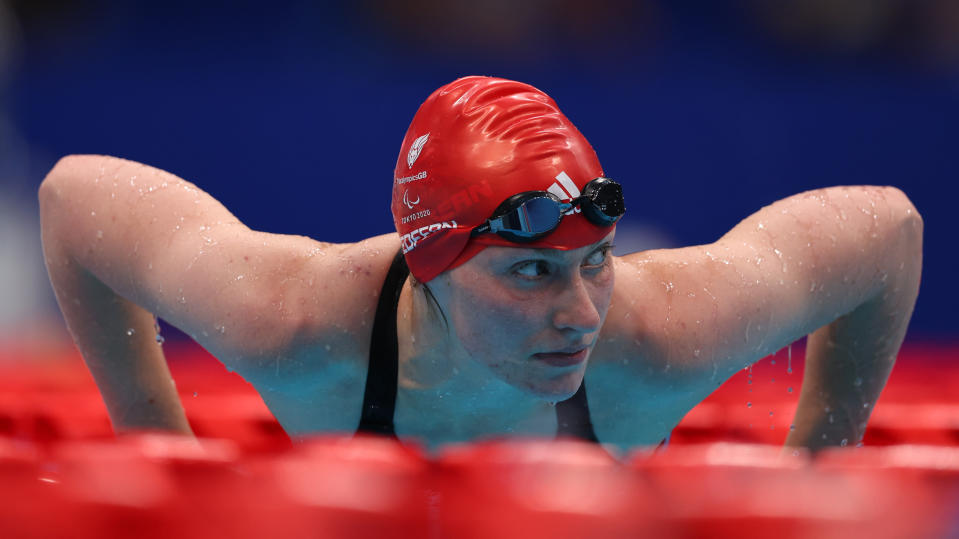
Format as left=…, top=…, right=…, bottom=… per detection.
left=38, top=77, right=922, bottom=453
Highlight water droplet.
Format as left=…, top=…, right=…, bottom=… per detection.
left=840, top=438, right=848, bottom=447
left=769, top=411, right=774, bottom=417
left=693, top=349, right=700, bottom=357
left=770, top=359, right=776, bottom=365
left=828, top=414, right=834, bottom=424
left=324, top=344, right=331, bottom=352
left=126, top=328, right=135, bottom=336
left=787, top=387, right=793, bottom=393
left=789, top=424, right=796, bottom=431
left=856, top=442, right=864, bottom=448
left=153, top=317, right=164, bottom=344
left=821, top=434, right=828, bottom=440
left=193, top=392, right=198, bottom=398
left=746, top=402, right=752, bottom=408
left=792, top=450, right=800, bottom=457
left=853, top=377, right=863, bottom=387
left=863, top=402, right=870, bottom=409
left=96, top=230, right=103, bottom=239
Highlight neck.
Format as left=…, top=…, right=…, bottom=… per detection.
left=395, top=279, right=554, bottom=445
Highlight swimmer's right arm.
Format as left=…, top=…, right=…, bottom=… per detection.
left=38, top=155, right=351, bottom=435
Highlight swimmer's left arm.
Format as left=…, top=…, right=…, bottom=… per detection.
left=610, top=185, right=922, bottom=452
left=715, top=186, right=922, bottom=452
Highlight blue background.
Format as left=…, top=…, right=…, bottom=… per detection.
left=6, top=1, right=957, bottom=338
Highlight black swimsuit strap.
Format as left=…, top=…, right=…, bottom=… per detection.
left=357, top=249, right=600, bottom=443
left=356, top=250, right=408, bottom=438
left=556, top=380, right=600, bottom=442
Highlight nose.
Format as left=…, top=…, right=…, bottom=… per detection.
left=552, top=274, right=603, bottom=335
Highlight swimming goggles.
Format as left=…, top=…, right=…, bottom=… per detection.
left=471, top=177, right=625, bottom=243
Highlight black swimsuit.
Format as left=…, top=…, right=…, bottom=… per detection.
left=356, top=250, right=600, bottom=443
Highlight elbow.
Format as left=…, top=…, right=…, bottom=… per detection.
left=38, top=159, right=67, bottom=219
left=39, top=155, right=106, bottom=215
left=879, top=187, right=923, bottom=296
left=883, top=186, right=923, bottom=251
left=38, top=155, right=80, bottom=208
left=882, top=186, right=922, bottom=223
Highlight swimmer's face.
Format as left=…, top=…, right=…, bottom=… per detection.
left=429, top=230, right=616, bottom=400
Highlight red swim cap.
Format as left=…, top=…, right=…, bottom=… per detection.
left=392, top=76, right=612, bottom=283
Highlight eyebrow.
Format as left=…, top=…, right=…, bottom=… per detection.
left=512, top=240, right=614, bottom=260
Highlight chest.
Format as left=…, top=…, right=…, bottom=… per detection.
left=257, top=354, right=684, bottom=451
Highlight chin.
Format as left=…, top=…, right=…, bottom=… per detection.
left=520, top=369, right=586, bottom=402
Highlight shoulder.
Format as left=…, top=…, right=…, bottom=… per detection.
left=596, top=249, right=717, bottom=374
left=593, top=242, right=777, bottom=393
left=298, top=232, right=403, bottom=349
left=229, top=232, right=402, bottom=391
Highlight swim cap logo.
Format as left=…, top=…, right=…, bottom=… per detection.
left=401, top=220, right=458, bottom=254
left=401, top=209, right=431, bottom=224
left=548, top=171, right=582, bottom=216
left=395, top=171, right=427, bottom=184
left=403, top=189, right=420, bottom=210
left=407, top=133, right=430, bottom=169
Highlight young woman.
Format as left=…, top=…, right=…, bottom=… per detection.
left=39, top=77, right=922, bottom=453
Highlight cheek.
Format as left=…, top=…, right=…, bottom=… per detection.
left=597, top=280, right=615, bottom=316
left=592, top=268, right=616, bottom=319
left=448, top=280, right=543, bottom=358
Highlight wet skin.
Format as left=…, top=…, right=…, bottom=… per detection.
left=39, top=155, right=923, bottom=453
left=386, top=234, right=616, bottom=447
left=419, top=233, right=616, bottom=400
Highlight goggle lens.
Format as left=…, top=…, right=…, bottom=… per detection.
left=472, top=177, right=625, bottom=242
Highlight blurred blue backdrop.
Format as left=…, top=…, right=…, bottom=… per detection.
left=2, top=0, right=956, bottom=338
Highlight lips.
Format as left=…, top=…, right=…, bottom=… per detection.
left=532, top=347, right=589, bottom=367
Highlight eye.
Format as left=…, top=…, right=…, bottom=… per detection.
left=514, top=260, right=551, bottom=279
left=584, top=244, right=613, bottom=268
